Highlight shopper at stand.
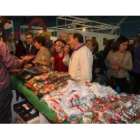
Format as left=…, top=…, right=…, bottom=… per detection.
left=32, top=36, right=51, bottom=69
left=60, top=32, right=72, bottom=56
left=51, top=39, right=68, bottom=72
left=0, top=41, right=30, bottom=123
left=41, top=31, right=53, bottom=51
left=63, top=33, right=93, bottom=82
left=25, top=32, right=38, bottom=55
left=86, top=39, right=105, bottom=83
left=132, top=37, right=140, bottom=94
left=6, top=34, right=16, bottom=55
left=104, top=39, right=115, bottom=59
left=105, top=36, right=133, bottom=93
left=60, top=32, right=69, bottom=43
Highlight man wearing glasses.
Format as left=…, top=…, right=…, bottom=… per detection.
left=25, top=32, right=38, bottom=55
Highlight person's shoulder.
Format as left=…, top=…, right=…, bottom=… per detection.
left=0, top=41, right=7, bottom=48
left=126, top=51, right=132, bottom=56
left=43, top=47, right=51, bottom=54
left=80, top=45, right=90, bottom=51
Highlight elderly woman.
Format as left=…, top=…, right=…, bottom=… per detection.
left=32, top=36, right=51, bottom=69
left=51, top=39, right=68, bottom=72
left=105, top=36, right=133, bottom=93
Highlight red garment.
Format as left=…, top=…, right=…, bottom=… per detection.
left=53, top=52, right=68, bottom=72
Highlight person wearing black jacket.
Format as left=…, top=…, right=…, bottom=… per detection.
left=25, top=32, right=38, bottom=55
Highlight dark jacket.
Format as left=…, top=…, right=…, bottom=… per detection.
left=26, top=42, right=38, bottom=55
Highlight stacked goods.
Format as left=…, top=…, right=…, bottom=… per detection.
left=23, top=66, right=50, bottom=75
left=42, top=80, right=140, bottom=124
left=42, top=80, right=117, bottom=123
left=16, top=70, right=34, bottom=82
left=16, top=66, right=50, bottom=82
left=92, top=94, right=140, bottom=124
left=24, top=71, right=71, bottom=97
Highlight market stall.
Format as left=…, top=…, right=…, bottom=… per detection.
left=11, top=69, right=140, bottom=124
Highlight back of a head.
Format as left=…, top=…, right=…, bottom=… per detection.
left=33, top=36, right=46, bottom=46
left=73, top=33, right=83, bottom=43
left=113, top=35, right=129, bottom=52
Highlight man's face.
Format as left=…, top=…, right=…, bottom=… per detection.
left=68, top=35, right=77, bottom=50
left=60, top=33, right=69, bottom=43
left=26, top=35, right=33, bottom=44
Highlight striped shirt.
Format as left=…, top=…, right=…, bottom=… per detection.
left=0, top=41, right=20, bottom=92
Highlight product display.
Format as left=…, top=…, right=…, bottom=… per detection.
left=12, top=71, right=140, bottom=124
left=24, top=71, right=71, bottom=97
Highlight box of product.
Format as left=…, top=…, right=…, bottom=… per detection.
left=14, top=100, right=39, bottom=122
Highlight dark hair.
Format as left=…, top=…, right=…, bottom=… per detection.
left=113, top=36, right=129, bottom=52
left=26, top=31, right=34, bottom=37
left=33, top=36, right=46, bottom=46
left=54, top=39, right=66, bottom=45
left=73, top=33, right=83, bottom=43
left=86, top=39, right=99, bottom=53
left=133, top=37, right=140, bottom=46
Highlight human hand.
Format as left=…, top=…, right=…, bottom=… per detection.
left=22, top=55, right=34, bottom=63
left=24, top=64, right=33, bottom=68
left=116, top=59, right=122, bottom=66
left=32, top=60, right=38, bottom=64
left=50, top=57, right=55, bottom=64
left=112, top=65, right=119, bottom=70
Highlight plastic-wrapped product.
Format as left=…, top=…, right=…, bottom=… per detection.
left=90, top=83, right=117, bottom=99
left=61, top=93, right=92, bottom=108
left=67, top=115, right=82, bottom=124
left=82, top=112, right=93, bottom=124
left=55, top=109, right=68, bottom=123
left=64, top=107, right=83, bottom=119
left=77, top=102, right=93, bottom=112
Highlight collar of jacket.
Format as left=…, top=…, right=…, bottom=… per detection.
left=73, top=43, right=85, bottom=52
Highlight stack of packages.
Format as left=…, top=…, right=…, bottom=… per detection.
left=16, top=66, right=50, bottom=82
left=41, top=80, right=117, bottom=123
left=92, top=93, right=140, bottom=124
left=24, top=71, right=71, bottom=97
left=42, top=80, right=140, bottom=124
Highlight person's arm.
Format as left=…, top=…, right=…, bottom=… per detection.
left=0, top=42, right=28, bottom=69
left=119, top=52, right=133, bottom=71
left=50, top=56, right=55, bottom=70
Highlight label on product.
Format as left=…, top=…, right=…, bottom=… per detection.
left=22, top=104, right=30, bottom=110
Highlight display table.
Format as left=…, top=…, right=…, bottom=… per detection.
left=11, top=76, right=61, bottom=123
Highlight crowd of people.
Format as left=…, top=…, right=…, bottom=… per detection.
left=0, top=30, right=140, bottom=123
